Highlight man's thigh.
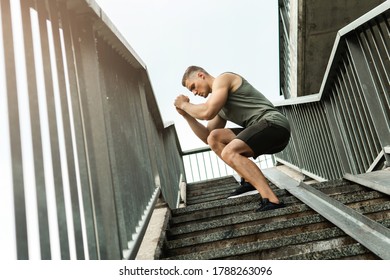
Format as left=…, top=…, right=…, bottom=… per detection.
left=231, top=120, right=290, bottom=158
left=210, top=128, right=238, bottom=145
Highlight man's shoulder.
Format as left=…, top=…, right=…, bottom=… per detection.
left=218, top=72, right=240, bottom=78
left=216, top=72, right=242, bottom=92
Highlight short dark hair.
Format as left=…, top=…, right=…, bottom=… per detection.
left=181, top=66, right=209, bottom=86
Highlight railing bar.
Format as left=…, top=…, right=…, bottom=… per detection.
left=311, top=104, right=328, bottom=178
left=10, top=0, right=42, bottom=259
left=319, top=101, right=342, bottom=178
left=208, top=151, right=215, bottom=179
left=337, top=64, right=365, bottom=173
left=0, top=0, right=18, bottom=260
left=299, top=106, right=318, bottom=173
left=195, top=154, right=202, bottom=179
left=349, top=44, right=379, bottom=162
left=287, top=107, right=302, bottom=167
left=201, top=152, right=208, bottom=180
left=290, top=105, right=304, bottom=168
left=190, top=155, right=198, bottom=182
left=338, top=64, right=361, bottom=170
left=183, top=156, right=193, bottom=183
left=20, top=0, right=51, bottom=259
left=333, top=77, right=358, bottom=174
left=375, top=14, right=390, bottom=111
left=219, top=155, right=226, bottom=177
left=304, top=106, right=323, bottom=177
left=214, top=152, right=222, bottom=177
left=315, top=103, right=334, bottom=178
left=274, top=111, right=289, bottom=165
left=314, top=103, right=333, bottom=178
left=327, top=90, right=351, bottom=176
left=350, top=50, right=379, bottom=164
left=202, top=153, right=213, bottom=179
left=208, top=152, right=215, bottom=179
left=311, top=103, right=332, bottom=179
left=289, top=106, right=302, bottom=168
left=342, top=56, right=370, bottom=170
left=374, top=15, right=390, bottom=60
left=345, top=48, right=379, bottom=163
left=58, top=1, right=97, bottom=259
left=301, top=107, right=315, bottom=173
left=191, top=156, right=197, bottom=182
left=185, top=155, right=195, bottom=182
left=300, top=106, right=318, bottom=173
left=48, top=0, right=85, bottom=260
left=1, top=0, right=28, bottom=260
left=36, top=0, right=70, bottom=259
left=360, top=23, right=390, bottom=117
left=191, top=155, right=200, bottom=180
left=367, top=20, right=390, bottom=85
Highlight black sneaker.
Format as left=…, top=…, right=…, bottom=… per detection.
left=228, top=179, right=258, bottom=199
left=255, top=198, right=285, bottom=212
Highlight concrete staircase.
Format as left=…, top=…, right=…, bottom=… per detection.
left=155, top=168, right=390, bottom=260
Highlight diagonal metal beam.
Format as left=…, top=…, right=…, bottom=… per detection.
left=263, top=167, right=390, bottom=259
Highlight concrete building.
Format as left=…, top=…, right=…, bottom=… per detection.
left=279, top=0, right=386, bottom=98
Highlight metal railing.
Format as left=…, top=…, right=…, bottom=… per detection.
left=182, top=147, right=275, bottom=183
left=278, top=0, right=291, bottom=99
left=275, top=2, right=390, bottom=181
left=0, top=0, right=183, bottom=260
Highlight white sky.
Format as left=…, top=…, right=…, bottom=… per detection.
left=95, top=0, right=282, bottom=151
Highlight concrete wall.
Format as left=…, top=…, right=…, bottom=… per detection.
left=288, top=0, right=385, bottom=97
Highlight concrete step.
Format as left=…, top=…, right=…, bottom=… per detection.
left=167, top=202, right=390, bottom=250
left=171, top=189, right=291, bottom=226
left=185, top=176, right=280, bottom=205
left=169, top=189, right=387, bottom=235
left=157, top=170, right=390, bottom=260
left=163, top=220, right=389, bottom=260
left=272, top=241, right=375, bottom=260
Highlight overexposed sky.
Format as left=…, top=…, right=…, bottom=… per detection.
left=95, top=0, right=281, bottom=150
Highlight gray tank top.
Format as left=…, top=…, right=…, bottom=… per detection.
left=218, top=74, right=290, bottom=131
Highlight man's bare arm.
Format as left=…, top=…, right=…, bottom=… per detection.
left=207, top=114, right=227, bottom=131
left=177, top=108, right=226, bottom=144
left=174, top=75, right=231, bottom=120
left=176, top=108, right=210, bottom=144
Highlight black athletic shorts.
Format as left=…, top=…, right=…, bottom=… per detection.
left=230, top=118, right=291, bottom=159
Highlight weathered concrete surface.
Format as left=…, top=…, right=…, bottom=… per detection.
left=156, top=169, right=390, bottom=260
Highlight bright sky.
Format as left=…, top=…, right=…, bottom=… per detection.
left=95, top=0, right=282, bottom=151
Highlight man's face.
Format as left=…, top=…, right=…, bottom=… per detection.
left=185, top=72, right=210, bottom=98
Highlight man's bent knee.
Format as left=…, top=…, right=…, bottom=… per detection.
left=221, top=139, right=254, bottom=162
left=207, top=129, right=231, bottom=146
left=207, top=129, right=221, bottom=150
left=220, top=145, right=238, bottom=165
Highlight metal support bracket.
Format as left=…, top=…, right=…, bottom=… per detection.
left=344, top=170, right=390, bottom=196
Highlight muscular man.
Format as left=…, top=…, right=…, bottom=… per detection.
left=174, top=66, right=290, bottom=211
